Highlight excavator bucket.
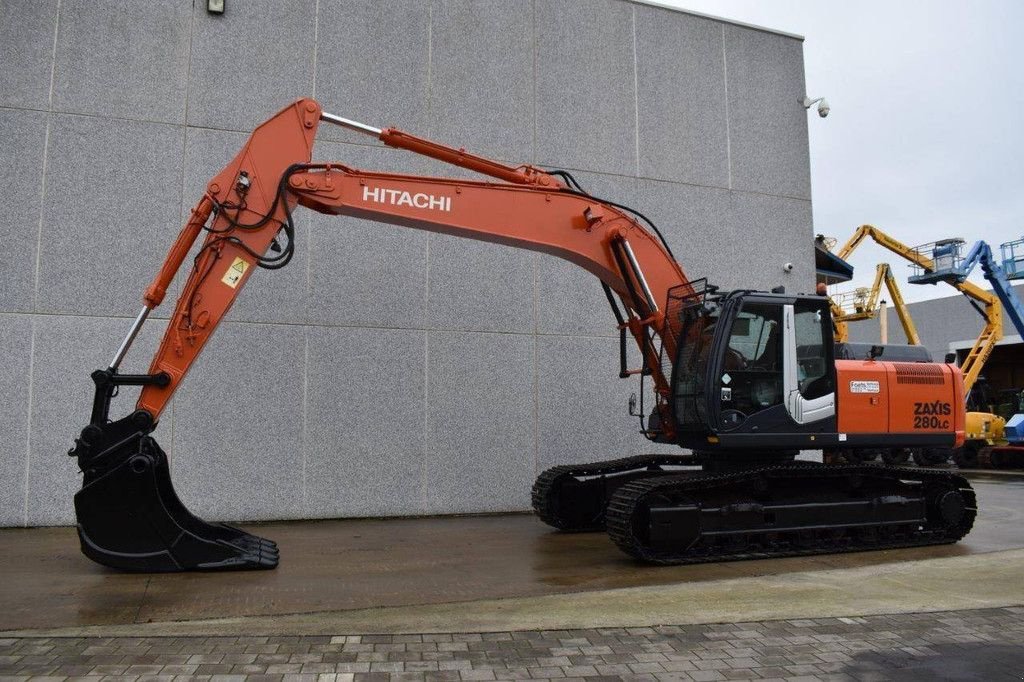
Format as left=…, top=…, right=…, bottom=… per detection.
left=71, top=378, right=278, bottom=571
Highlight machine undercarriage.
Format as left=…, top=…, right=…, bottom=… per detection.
left=533, top=455, right=975, bottom=564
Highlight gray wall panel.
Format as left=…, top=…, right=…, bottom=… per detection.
left=36, top=115, right=184, bottom=318
left=424, top=331, right=535, bottom=513
left=635, top=6, right=728, bottom=187
left=187, top=0, right=316, bottom=131
left=171, top=321, right=305, bottom=521
left=725, top=25, right=811, bottom=199
left=537, top=335, right=648, bottom=471
left=428, top=0, right=534, bottom=161
left=305, top=326, right=426, bottom=518
left=636, top=180, right=814, bottom=294
left=0, top=314, right=33, bottom=526
left=52, top=0, right=191, bottom=123
left=0, top=0, right=57, bottom=110
left=634, top=179, right=732, bottom=288
left=0, top=110, right=47, bottom=314
left=314, top=0, right=430, bottom=144
left=426, top=237, right=535, bottom=334
left=535, top=0, right=636, bottom=174
left=307, top=140, right=429, bottom=329
left=726, top=191, right=815, bottom=294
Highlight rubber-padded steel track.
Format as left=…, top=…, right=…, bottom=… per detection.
left=606, top=463, right=976, bottom=565
left=531, top=454, right=697, bottom=532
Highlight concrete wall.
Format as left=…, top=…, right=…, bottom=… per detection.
left=0, top=0, right=813, bottom=527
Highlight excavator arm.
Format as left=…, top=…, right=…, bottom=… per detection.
left=70, top=98, right=692, bottom=572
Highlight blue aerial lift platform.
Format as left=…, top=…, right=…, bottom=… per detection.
left=907, top=237, right=1024, bottom=343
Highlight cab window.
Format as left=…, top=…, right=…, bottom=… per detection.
left=721, top=302, right=784, bottom=420
left=794, top=300, right=833, bottom=400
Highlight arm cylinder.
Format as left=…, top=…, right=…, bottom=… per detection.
left=143, top=196, right=214, bottom=308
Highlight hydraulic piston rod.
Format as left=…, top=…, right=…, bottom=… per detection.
left=319, top=111, right=383, bottom=137
left=108, top=306, right=151, bottom=371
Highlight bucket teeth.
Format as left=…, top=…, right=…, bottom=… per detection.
left=73, top=434, right=280, bottom=572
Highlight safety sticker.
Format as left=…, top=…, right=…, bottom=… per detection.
left=849, top=380, right=880, bottom=394
left=221, top=256, right=250, bottom=288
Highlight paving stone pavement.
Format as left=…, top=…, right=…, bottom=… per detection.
left=0, top=607, right=1022, bottom=682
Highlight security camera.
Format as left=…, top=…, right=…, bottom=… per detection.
left=783, top=262, right=795, bottom=273
left=799, top=95, right=830, bottom=119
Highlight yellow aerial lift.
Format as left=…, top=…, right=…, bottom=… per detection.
left=830, top=262, right=921, bottom=345
left=834, top=226, right=1007, bottom=466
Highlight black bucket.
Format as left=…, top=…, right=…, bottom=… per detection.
left=72, top=413, right=278, bottom=572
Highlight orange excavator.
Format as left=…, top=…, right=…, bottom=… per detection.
left=70, top=100, right=976, bottom=572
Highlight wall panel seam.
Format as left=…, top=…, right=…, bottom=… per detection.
left=421, top=331, right=430, bottom=512
left=722, top=24, right=732, bottom=191
left=22, top=317, right=37, bottom=527
left=311, top=0, right=321, bottom=99
left=531, top=0, right=537, bottom=165
left=46, top=0, right=61, bottom=111
left=631, top=5, right=640, bottom=178
left=425, top=2, right=434, bottom=139
left=301, top=331, right=310, bottom=513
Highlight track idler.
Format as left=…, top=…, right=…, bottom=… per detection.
left=70, top=409, right=278, bottom=572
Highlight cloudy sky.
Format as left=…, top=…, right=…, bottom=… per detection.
left=665, top=0, right=1024, bottom=302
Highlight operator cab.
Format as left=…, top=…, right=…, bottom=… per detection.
left=666, top=289, right=837, bottom=451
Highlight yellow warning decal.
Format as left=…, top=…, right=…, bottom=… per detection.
left=221, top=256, right=250, bottom=289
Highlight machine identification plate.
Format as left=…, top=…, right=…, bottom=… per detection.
left=221, top=257, right=250, bottom=288
left=849, top=380, right=880, bottom=394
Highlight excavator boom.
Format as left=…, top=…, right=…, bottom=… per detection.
left=134, top=99, right=688, bottom=426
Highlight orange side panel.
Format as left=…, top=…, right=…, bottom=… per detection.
left=836, top=359, right=965, bottom=446
left=885, top=362, right=955, bottom=434
left=835, top=360, right=890, bottom=433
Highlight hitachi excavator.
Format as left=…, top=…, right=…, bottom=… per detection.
left=69, top=99, right=976, bottom=572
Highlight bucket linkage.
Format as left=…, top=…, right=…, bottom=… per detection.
left=69, top=368, right=278, bottom=572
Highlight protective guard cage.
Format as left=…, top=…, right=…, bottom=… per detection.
left=655, top=279, right=715, bottom=435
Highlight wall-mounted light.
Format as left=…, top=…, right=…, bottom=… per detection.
left=207, top=0, right=225, bottom=15
left=799, top=95, right=830, bottom=118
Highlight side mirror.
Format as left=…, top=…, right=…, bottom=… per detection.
left=945, top=353, right=957, bottom=364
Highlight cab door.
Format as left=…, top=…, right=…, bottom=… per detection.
left=783, top=300, right=836, bottom=424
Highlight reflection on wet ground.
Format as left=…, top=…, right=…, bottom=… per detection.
left=0, top=471, right=1020, bottom=631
